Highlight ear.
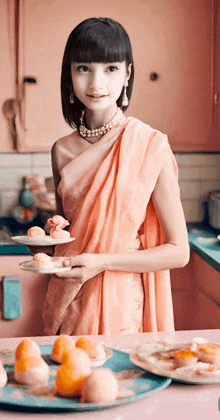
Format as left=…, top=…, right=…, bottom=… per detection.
left=126, top=63, right=132, bottom=82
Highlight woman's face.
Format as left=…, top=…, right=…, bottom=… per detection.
left=70, top=61, right=132, bottom=112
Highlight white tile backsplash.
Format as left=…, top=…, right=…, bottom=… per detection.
left=179, top=181, right=200, bottom=200
left=198, top=180, right=220, bottom=197
left=31, top=153, right=52, bottom=167
left=0, top=152, right=220, bottom=221
left=178, top=166, right=201, bottom=180
left=29, top=167, right=53, bottom=179
left=176, top=154, right=220, bottom=166
left=176, top=153, right=220, bottom=222
left=0, top=154, right=31, bottom=167
left=181, top=200, right=203, bottom=223
left=0, top=167, right=32, bottom=189
left=0, top=153, right=52, bottom=216
left=200, top=166, right=220, bottom=180
left=0, top=189, right=19, bottom=215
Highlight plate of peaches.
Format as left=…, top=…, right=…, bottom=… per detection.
left=129, top=337, right=220, bottom=384
left=19, top=255, right=71, bottom=274
left=0, top=335, right=171, bottom=411
left=11, top=215, right=75, bottom=246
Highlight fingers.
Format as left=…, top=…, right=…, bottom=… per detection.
left=63, top=257, right=83, bottom=267
left=56, top=267, right=83, bottom=279
left=62, top=259, right=72, bottom=267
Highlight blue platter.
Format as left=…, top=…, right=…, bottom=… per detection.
left=0, top=345, right=171, bottom=411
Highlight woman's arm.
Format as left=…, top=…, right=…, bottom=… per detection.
left=57, top=155, right=190, bottom=282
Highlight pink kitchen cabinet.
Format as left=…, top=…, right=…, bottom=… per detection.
left=214, top=0, right=220, bottom=143
left=1, top=0, right=218, bottom=152
left=190, top=252, right=220, bottom=330
left=170, top=253, right=195, bottom=331
left=171, top=251, right=220, bottom=331
left=0, top=256, right=50, bottom=338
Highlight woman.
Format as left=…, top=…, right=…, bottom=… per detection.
left=41, top=17, right=190, bottom=336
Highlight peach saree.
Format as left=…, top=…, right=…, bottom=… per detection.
left=42, top=115, right=178, bottom=335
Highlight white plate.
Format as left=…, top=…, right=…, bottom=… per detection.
left=130, top=338, right=220, bottom=384
left=217, top=234, right=220, bottom=241
left=19, top=257, right=71, bottom=274
left=11, top=235, right=75, bottom=246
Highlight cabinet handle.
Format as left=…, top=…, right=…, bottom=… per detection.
left=199, top=286, right=220, bottom=307
left=150, top=72, right=159, bottom=81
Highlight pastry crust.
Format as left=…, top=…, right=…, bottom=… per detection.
left=32, top=253, right=53, bottom=269
left=27, top=226, right=46, bottom=237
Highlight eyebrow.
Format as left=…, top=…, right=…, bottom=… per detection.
left=72, top=62, right=122, bottom=65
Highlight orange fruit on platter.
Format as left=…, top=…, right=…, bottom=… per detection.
left=55, top=362, right=91, bottom=397
left=75, top=336, right=104, bottom=359
left=51, top=334, right=75, bottom=364
left=15, top=338, right=41, bottom=360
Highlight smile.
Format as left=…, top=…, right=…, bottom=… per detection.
left=87, top=95, right=107, bottom=99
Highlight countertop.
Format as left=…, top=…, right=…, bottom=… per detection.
left=0, top=222, right=219, bottom=271
left=0, top=330, right=220, bottom=419
left=187, top=223, right=220, bottom=272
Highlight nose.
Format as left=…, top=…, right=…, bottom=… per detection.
left=88, top=68, right=105, bottom=91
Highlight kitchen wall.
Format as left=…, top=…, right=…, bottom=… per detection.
left=0, top=152, right=219, bottom=222
left=0, top=153, right=52, bottom=216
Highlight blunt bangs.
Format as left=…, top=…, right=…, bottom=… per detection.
left=69, top=24, right=129, bottom=64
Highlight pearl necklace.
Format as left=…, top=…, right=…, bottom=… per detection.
left=79, top=107, right=123, bottom=139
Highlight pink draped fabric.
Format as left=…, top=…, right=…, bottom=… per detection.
left=42, top=116, right=177, bottom=335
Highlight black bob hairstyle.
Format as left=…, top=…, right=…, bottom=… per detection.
left=61, top=17, right=134, bottom=129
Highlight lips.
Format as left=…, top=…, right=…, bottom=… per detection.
left=87, top=95, right=106, bottom=98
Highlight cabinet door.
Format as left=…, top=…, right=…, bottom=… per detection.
left=0, top=256, right=49, bottom=337
left=213, top=0, right=220, bottom=143
left=192, top=252, right=220, bottom=330
left=170, top=255, right=195, bottom=331
left=0, top=0, right=16, bottom=152
left=15, top=0, right=214, bottom=152
left=192, top=252, right=220, bottom=301
left=192, top=288, right=220, bottom=330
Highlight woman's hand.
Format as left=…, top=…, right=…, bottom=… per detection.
left=56, top=253, right=104, bottom=284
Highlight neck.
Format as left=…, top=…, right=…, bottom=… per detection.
left=85, top=104, right=118, bottom=130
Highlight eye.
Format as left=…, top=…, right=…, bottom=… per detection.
left=77, top=65, right=90, bottom=72
left=107, top=65, right=118, bottom=72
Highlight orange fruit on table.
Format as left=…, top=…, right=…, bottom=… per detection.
left=62, top=347, right=91, bottom=369
left=51, top=334, right=75, bottom=364
left=55, top=362, right=91, bottom=397
left=75, top=336, right=103, bottom=359
left=14, top=356, right=50, bottom=386
left=15, top=338, right=41, bottom=360
left=15, top=356, right=45, bottom=373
